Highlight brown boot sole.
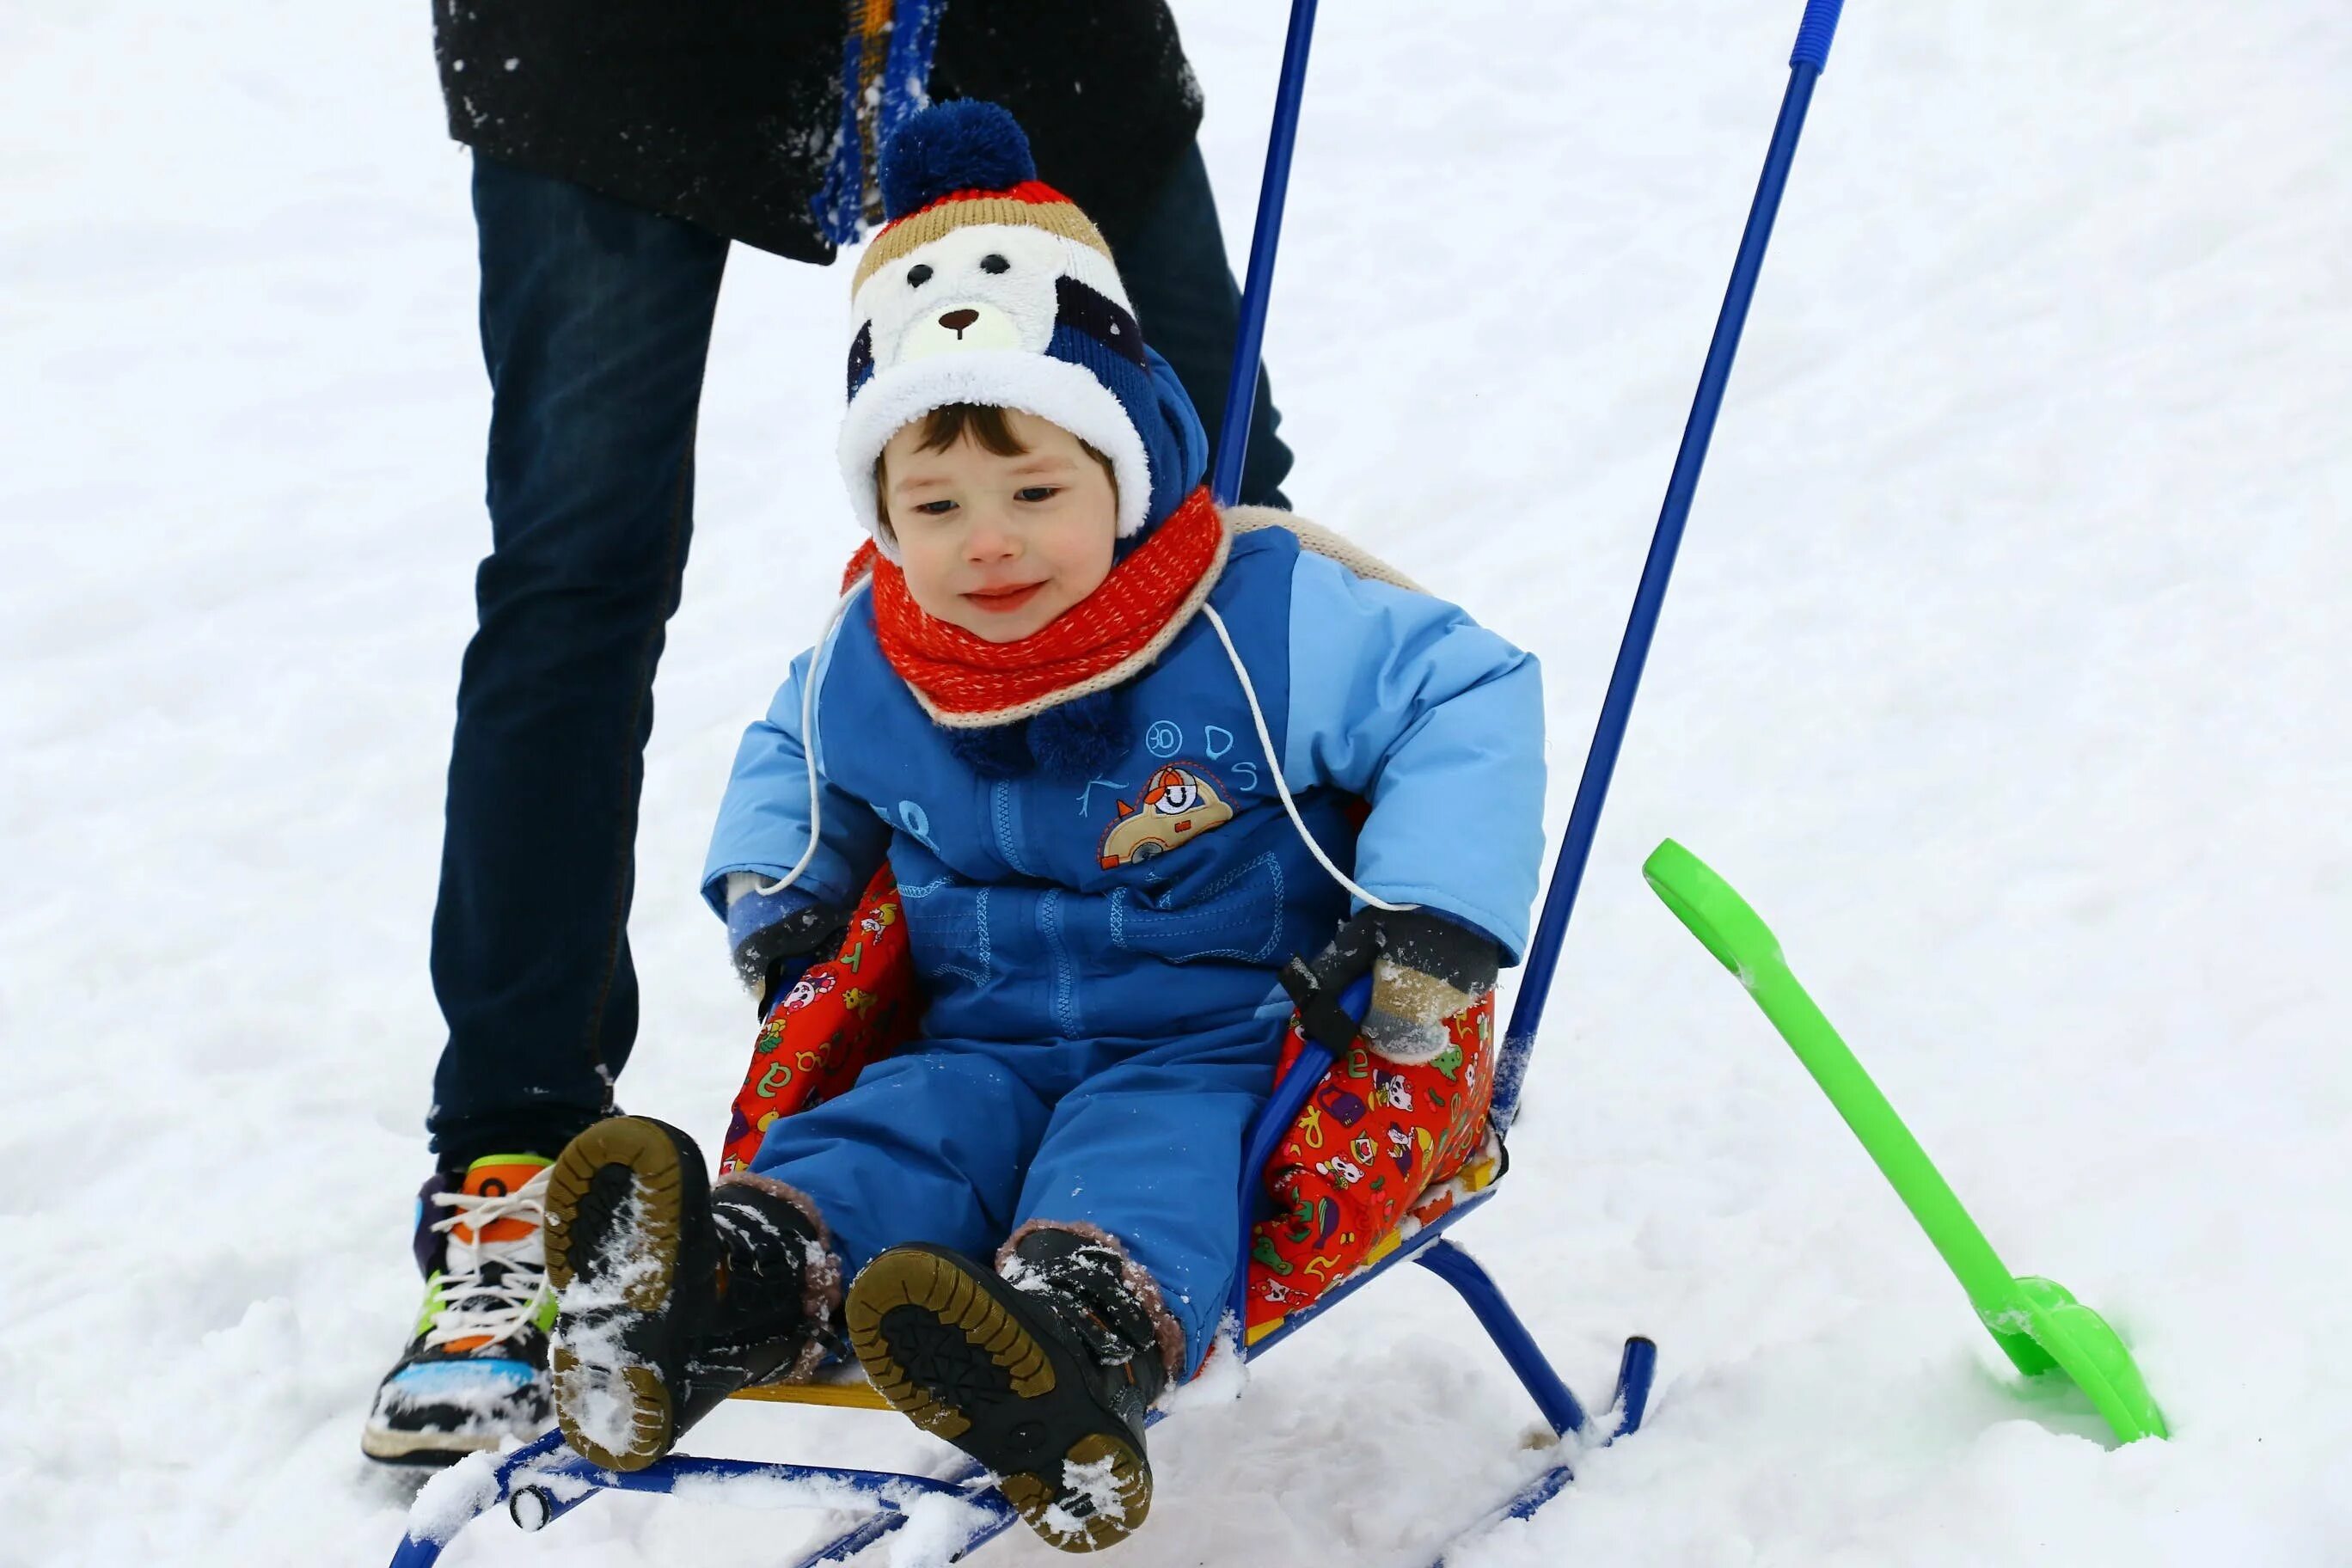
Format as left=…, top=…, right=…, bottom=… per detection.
left=543, top=1117, right=691, bottom=1472
left=846, top=1245, right=1150, bottom=1552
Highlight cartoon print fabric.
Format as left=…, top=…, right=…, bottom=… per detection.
left=718, top=869, right=918, bottom=1175
left=716, top=865, right=1498, bottom=1340
left=1243, top=997, right=1498, bottom=1336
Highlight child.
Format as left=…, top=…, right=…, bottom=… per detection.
left=541, top=101, right=1546, bottom=1552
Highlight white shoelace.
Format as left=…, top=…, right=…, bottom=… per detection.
left=423, top=1167, right=553, bottom=1351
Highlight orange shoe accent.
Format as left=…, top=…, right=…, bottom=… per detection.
left=438, top=1155, right=553, bottom=1352
left=451, top=1155, right=552, bottom=1247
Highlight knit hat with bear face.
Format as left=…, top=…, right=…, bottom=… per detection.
left=838, top=100, right=1208, bottom=558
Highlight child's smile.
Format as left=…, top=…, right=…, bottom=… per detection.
left=962, top=579, right=1047, bottom=616
left=880, top=407, right=1119, bottom=643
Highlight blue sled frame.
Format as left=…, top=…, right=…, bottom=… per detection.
left=386, top=1166, right=1657, bottom=1568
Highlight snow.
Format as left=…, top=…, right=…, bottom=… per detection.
left=408, top=1453, right=511, bottom=1547
left=3, top=1, right=2349, bottom=1565
left=1035, top=1449, right=1138, bottom=1547
left=547, top=1176, right=661, bottom=1461
left=370, top=1367, right=529, bottom=1432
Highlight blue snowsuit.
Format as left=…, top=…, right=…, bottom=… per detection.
left=703, top=523, right=1544, bottom=1369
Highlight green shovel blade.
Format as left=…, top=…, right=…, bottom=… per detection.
left=1641, top=838, right=2166, bottom=1444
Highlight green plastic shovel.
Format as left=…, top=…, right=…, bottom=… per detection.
left=1640, top=838, right=2166, bottom=1444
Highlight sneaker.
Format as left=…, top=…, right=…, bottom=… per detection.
left=846, top=1233, right=1170, bottom=1553
left=361, top=1155, right=557, bottom=1465
left=544, top=1117, right=822, bottom=1472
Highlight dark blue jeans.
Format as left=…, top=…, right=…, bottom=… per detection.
left=429, top=150, right=1291, bottom=1166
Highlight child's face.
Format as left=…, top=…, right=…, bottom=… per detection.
left=881, top=410, right=1118, bottom=643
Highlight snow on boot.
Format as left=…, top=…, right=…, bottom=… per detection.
left=362, top=1155, right=557, bottom=1465
left=543, top=1117, right=824, bottom=1471
left=847, top=1232, right=1169, bottom=1553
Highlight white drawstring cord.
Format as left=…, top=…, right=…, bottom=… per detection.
left=1201, top=603, right=1411, bottom=915
left=754, top=586, right=862, bottom=899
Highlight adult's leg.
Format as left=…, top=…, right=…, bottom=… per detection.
left=429, top=155, right=730, bottom=1167
left=1104, top=142, right=1295, bottom=508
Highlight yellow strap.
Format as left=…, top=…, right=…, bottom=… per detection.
left=730, top=1374, right=894, bottom=1411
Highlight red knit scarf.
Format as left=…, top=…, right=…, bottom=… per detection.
left=842, top=486, right=1228, bottom=727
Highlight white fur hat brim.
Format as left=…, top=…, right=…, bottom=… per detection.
left=840, top=351, right=1153, bottom=560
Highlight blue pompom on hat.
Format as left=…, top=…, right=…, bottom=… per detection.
left=876, top=99, right=1038, bottom=218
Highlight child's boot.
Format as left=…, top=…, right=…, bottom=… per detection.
left=846, top=1229, right=1170, bottom=1553
left=543, top=1116, right=831, bottom=1470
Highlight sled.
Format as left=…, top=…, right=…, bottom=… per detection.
left=392, top=858, right=1650, bottom=1566
left=389, top=983, right=1657, bottom=1566
left=385, top=0, right=1852, bottom=1559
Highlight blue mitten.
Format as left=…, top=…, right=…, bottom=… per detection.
left=724, top=875, right=851, bottom=1016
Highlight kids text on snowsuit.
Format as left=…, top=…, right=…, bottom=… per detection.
left=539, top=101, right=1547, bottom=1552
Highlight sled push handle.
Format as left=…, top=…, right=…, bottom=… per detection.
left=1204, top=0, right=1855, bottom=1142
left=1210, top=0, right=1318, bottom=508
left=1495, top=0, right=1848, bottom=1133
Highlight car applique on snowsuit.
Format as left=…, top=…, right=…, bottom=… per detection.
left=1097, top=765, right=1234, bottom=868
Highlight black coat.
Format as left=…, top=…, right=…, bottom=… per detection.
left=432, top=1, right=1204, bottom=263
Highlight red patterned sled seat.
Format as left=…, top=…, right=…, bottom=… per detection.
left=715, top=866, right=1497, bottom=1367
